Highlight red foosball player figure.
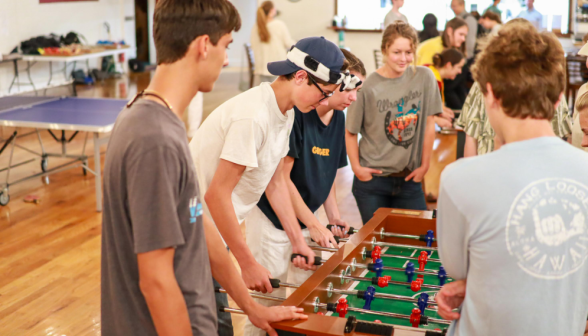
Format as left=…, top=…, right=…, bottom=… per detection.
left=418, top=251, right=428, bottom=271
left=337, top=298, right=349, bottom=318
left=409, top=307, right=421, bottom=328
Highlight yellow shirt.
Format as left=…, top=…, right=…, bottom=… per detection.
left=426, top=65, right=444, bottom=103
left=416, top=36, right=443, bottom=66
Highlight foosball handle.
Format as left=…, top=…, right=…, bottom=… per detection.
left=269, top=278, right=281, bottom=288
left=311, top=235, right=341, bottom=244
left=290, top=254, right=322, bottom=266
left=327, top=224, right=355, bottom=235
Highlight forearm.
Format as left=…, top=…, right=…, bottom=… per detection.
left=205, top=190, right=255, bottom=265
left=141, top=275, right=192, bottom=336
left=420, top=116, right=435, bottom=168
left=464, top=135, right=477, bottom=157
left=345, top=131, right=361, bottom=170
left=265, top=175, right=307, bottom=244
left=323, top=184, right=341, bottom=223
left=203, top=215, right=256, bottom=314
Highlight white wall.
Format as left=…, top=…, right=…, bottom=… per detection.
left=147, top=0, right=256, bottom=67
left=0, top=0, right=128, bottom=95
left=263, top=0, right=382, bottom=74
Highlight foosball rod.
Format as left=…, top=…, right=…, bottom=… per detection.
left=310, top=245, right=442, bottom=265
left=215, top=288, right=285, bottom=302
left=327, top=225, right=437, bottom=243
left=291, top=254, right=441, bottom=276
left=337, top=237, right=439, bottom=251
left=315, top=299, right=450, bottom=326
left=267, top=278, right=438, bottom=307
left=335, top=274, right=442, bottom=291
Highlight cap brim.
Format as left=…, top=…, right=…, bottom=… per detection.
left=267, top=60, right=301, bottom=76
left=580, top=43, right=588, bottom=56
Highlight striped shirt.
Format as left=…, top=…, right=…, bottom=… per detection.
left=456, top=82, right=572, bottom=155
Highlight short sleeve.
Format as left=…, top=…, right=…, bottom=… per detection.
left=552, top=99, right=572, bottom=138
left=346, top=89, right=365, bottom=134
left=127, top=147, right=185, bottom=254
left=437, top=171, right=470, bottom=280
left=459, top=83, right=485, bottom=140
left=220, top=119, right=263, bottom=169
left=423, top=69, right=443, bottom=118
left=288, top=112, right=303, bottom=159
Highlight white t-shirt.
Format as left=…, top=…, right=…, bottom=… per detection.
left=189, top=82, right=294, bottom=224
left=250, top=19, right=296, bottom=77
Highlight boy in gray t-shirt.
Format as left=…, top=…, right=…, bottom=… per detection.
left=101, top=1, right=305, bottom=336
left=436, top=20, right=588, bottom=336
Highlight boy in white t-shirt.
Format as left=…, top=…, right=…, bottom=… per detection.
left=190, top=37, right=351, bottom=298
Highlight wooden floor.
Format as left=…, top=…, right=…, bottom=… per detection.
left=0, top=70, right=363, bottom=336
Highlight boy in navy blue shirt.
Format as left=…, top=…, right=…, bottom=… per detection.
left=243, top=49, right=365, bottom=336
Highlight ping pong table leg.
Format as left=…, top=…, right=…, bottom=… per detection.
left=94, top=133, right=102, bottom=212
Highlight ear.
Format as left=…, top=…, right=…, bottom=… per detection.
left=485, top=82, right=500, bottom=109
left=188, top=35, right=210, bottom=61
left=294, top=70, right=308, bottom=85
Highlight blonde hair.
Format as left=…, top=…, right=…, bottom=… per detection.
left=576, top=91, right=588, bottom=114
left=380, top=22, right=418, bottom=72
left=256, top=1, right=274, bottom=43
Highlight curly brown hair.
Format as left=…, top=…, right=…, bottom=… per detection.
left=472, top=20, right=565, bottom=120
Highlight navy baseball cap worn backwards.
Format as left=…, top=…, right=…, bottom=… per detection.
left=268, top=36, right=362, bottom=90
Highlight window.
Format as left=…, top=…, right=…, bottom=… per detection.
left=336, top=0, right=571, bottom=34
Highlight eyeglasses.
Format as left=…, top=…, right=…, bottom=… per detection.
left=307, top=72, right=333, bottom=102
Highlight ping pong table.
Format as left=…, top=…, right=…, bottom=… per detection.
left=0, top=96, right=128, bottom=212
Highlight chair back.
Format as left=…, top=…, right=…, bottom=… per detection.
left=244, top=43, right=255, bottom=89
left=374, top=50, right=383, bottom=70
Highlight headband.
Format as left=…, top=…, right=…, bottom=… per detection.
left=286, top=47, right=362, bottom=91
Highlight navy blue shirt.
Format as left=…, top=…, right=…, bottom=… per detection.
left=257, top=107, right=348, bottom=230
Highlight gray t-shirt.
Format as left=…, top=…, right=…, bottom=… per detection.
left=438, top=137, right=588, bottom=336
left=101, top=100, right=217, bottom=336
left=346, top=66, right=442, bottom=175
left=383, top=10, right=408, bottom=28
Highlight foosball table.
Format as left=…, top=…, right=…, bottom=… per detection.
left=269, top=208, right=453, bottom=336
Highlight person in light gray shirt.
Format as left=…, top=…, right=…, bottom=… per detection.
left=436, top=20, right=588, bottom=336
left=383, top=0, right=408, bottom=28
left=450, top=0, right=477, bottom=60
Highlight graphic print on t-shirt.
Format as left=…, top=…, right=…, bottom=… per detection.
left=506, top=178, right=588, bottom=279
left=382, top=90, right=423, bottom=149
left=189, top=197, right=203, bottom=224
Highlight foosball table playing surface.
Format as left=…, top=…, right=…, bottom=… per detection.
left=271, top=208, right=454, bottom=336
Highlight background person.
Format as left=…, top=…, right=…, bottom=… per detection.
left=250, top=1, right=295, bottom=83
left=480, top=11, right=502, bottom=36
left=416, top=17, right=468, bottom=66
left=384, top=0, right=408, bottom=28
left=418, top=14, right=440, bottom=43
left=517, top=0, right=542, bottom=30
left=484, top=0, right=502, bottom=16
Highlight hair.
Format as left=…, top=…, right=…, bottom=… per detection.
left=154, top=0, right=241, bottom=65
left=577, top=91, right=588, bottom=113
left=341, top=48, right=366, bottom=77
left=471, top=11, right=481, bottom=21
left=583, top=32, right=588, bottom=44
left=256, top=1, right=274, bottom=43
left=472, top=20, right=565, bottom=120
left=442, top=17, right=468, bottom=56
left=281, top=60, right=350, bottom=86
left=432, top=48, right=464, bottom=68
left=381, top=21, right=419, bottom=54
left=482, top=11, right=502, bottom=24
left=419, top=14, right=440, bottom=42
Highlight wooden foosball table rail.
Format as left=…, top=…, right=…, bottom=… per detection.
left=272, top=208, right=446, bottom=336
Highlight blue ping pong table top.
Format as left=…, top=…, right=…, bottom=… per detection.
left=0, top=96, right=128, bottom=133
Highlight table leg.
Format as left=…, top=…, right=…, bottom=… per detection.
left=26, top=61, right=38, bottom=95
left=94, top=133, right=102, bottom=212
left=8, top=59, right=20, bottom=94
